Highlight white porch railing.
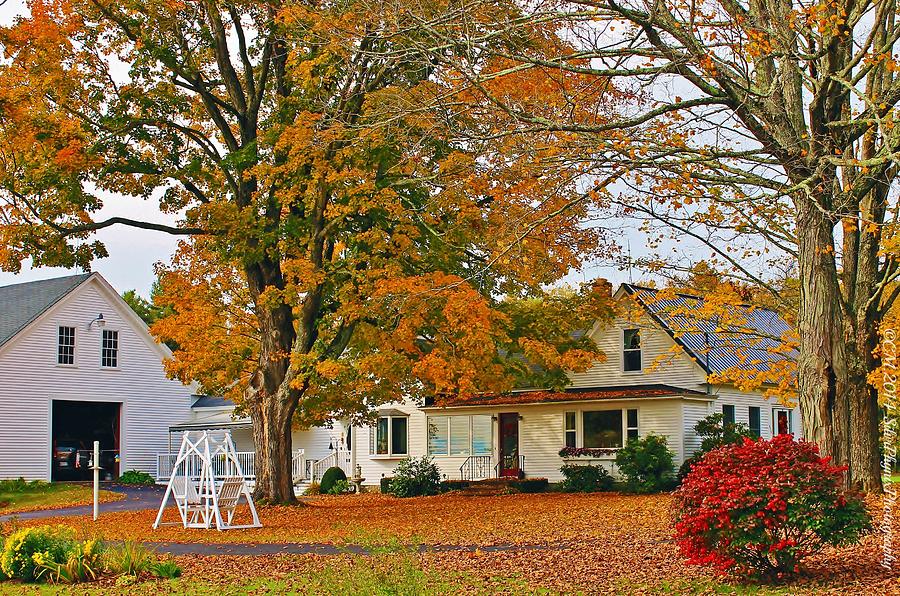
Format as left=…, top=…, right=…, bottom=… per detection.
left=156, top=449, right=306, bottom=484
left=310, top=449, right=352, bottom=482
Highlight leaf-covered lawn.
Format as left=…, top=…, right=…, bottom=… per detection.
left=0, top=480, right=122, bottom=514
left=12, top=492, right=900, bottom=594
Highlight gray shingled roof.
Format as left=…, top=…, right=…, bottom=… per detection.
left=0, top=273, right=92, bottom=348
left=623, top=284, right=796, bottom=375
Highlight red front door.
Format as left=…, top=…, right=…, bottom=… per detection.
left=498, top=413, right=520, bottom=478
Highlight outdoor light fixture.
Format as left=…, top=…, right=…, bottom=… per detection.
left=87, top=313, right=106, bottom=330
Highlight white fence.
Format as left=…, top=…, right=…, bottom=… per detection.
left=156, top=449, right=306, bottom=483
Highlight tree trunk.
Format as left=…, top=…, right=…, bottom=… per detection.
left=797, top=197, right=882, bottom=492
left=250, top=389, right=298, bottom=503
left=846, top=312, right=883, bottom=492
left=796, top=199, right=852, bottom=481
left=244, top=258, right=299, bottom=504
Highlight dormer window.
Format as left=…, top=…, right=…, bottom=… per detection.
left=58, top=326, right=75, bottom=365
left=623, top=328, right=641, bottom=372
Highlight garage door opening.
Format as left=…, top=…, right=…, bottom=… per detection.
left=51, top=400, right=120, bottom=481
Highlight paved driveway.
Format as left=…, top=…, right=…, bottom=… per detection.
left=0, top=484, right=165, bottom=522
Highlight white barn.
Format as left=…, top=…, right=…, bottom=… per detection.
left=0, top=273, right=194, bottom=481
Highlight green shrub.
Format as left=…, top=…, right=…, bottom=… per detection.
left=0, top=478, right=50, bottom=494
left=328, top=479, right=350, bottom=495
left=615, top=434, right=675, bottom=493
left=509, top=478, right=549, bottom=493
left=103, top=540, right=154, bottom=577
left=559, top=464, right=614, bottom=492
left=319, top=467, right=347, bottom=495
left=117, top=470, right=155, bottom=485
left=1, top=525, right=75, bottom=581
left=438, top=480, right=470, bottom=493
left=388, top=456, right=441, bottom=498
left=149, top=558, right=182, bottom=579
left=380, top=477, right=394, bottom=493
left=36, top=538, right=103, bottom=584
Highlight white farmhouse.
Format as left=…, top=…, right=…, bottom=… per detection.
left=0, top=273, right=194, bottom=481
left=166, top=282, right=802, bottom=488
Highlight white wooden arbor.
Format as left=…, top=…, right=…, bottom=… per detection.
left=153, top=430, right=261, bottom=531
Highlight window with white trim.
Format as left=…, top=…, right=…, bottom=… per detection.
left=623, top=328, right=642, bottom=372
left=375, top=415, right=408, bottom=456
left=574, top=408, right=639, bottom=449
left=722, top=404, right=736, bottom=426
left=749, top=406, right=761, bottom=437
left=583, top=410, right=623, bottom=448
left=564, top=411, right=576, bottom=448
left=626, top=408, right=639, bottom=441
left=428, top=415, right=492, bottom=456
left=101, top=329, right=118, bottom=368
left=58, top=326, right=75, bottom=365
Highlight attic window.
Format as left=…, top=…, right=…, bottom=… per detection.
left=623, top=328, right=641, bottom=372
left=101, top=329, right=119, bottom=368
left=58, top=326, right=75, bottom=365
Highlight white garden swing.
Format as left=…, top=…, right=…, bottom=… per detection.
left=153, top=430, right=261, bottom=531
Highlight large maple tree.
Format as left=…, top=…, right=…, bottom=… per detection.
left=0, top=0, right=618, bottom=501
left=433, top=0, right=900, bottom=491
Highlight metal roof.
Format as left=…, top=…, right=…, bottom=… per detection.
left=622, top=284, right=795, bottom=375
left=191, top=395, right=235, bottom=409
left=0, top=273, right=92, bottom=348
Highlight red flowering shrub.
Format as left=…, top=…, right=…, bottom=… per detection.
left=674, top=435, right=870, bottom=581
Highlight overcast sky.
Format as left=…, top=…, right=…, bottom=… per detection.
left=0, top=1, right=654, bottom=297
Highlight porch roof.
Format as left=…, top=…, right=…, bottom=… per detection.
left=424, top=384, right=710, bottom=409
left=168, top=418, right=252, bottom=432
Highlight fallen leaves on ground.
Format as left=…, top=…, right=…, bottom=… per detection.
left=10, top=492, right=900, bottom=594
left=0, top=486, right=122, bottom=515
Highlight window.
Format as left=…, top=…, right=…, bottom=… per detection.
left=749, top=406, right=761, bottom=437
left=583, top=410, right=624, bottom=448
left=471, top=416, right=492, bottom=455
left=101, top=329, right=118, bottom=368
left=449, top=416, right=470, bottom=455
left=722, top=404, right=736, bottom=426
left=773, top=408, right=792, bottom=436
left=623, top=328, right=642, bottom=372
left=564, top=411, right=576, bottom=448
left=428, top=415, right=492, bottom=456
left=58, top=326, right=75, bottom=365
left=376, top=416, right=407, bottom=456
left=391, top=417, right=408, bottom=455
left=427, top=417, right=448, bottom=455
left=626, top=408, right=639, bottom=441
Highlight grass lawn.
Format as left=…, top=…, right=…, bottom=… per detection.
left=0, top=479, right=122, bottom=514
left=8, top=492, right=899, bottom=594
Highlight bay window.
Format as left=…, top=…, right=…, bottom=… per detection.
left=375, top=415, right=408, bottom=457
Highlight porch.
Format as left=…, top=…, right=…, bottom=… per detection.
left=154, top=449, right=356, bottom=486
left=458, top=454, right=526, bottom=481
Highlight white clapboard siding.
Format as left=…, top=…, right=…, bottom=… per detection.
left=567, top=312, right=708, bottom=392
left=356, top=402, right=427, bottom=484
left=682, top=399, right=713, bottom=459
left=710, top=385, right=803, bottom=441
left=0, top=275, right=193, bottom=481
